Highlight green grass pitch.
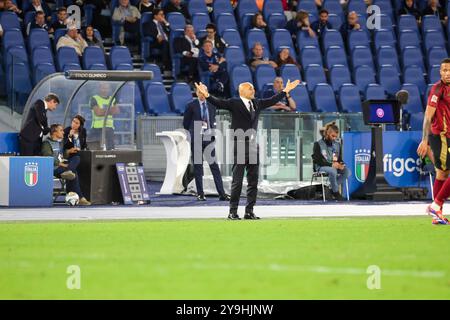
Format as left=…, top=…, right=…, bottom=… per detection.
left=0, top=217, right=449, bottom=299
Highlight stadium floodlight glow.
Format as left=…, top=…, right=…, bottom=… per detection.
left=64, top=70, right=153, bottom=81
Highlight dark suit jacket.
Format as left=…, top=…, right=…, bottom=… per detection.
left=19, top=99, right=49, bottom=142
left=164, top=2, right=191, bottom=22
left=27, top=3, right=52, bottom=19
left=142, top=19, right=170, bottom=40
left=63, top=126, right=88, bottom=152
left=183, top=99, right=216, bottom=136
left=206, top=92, right=286, bottom=132
left=200, top=35, right=227, bottom=54
left=174, top=36, right=200, bottom=55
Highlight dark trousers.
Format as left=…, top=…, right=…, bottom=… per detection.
left=19, top=137, right=42, bottom=156
left=230, top=141, right=259, bottom=214
left=54, top=155, right=83, bottom=198
left=151, top=40, right=171, bottom=71
left=181, top=56, right=199, bottom=81
left=192, top=140, right=225, bottom=197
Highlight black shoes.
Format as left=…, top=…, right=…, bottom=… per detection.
left=244, top=212, right=261, bottom=220
left=219, top=194, right=231, bottom=201
left=227, top=212, right=241, bottom=220
left=197, top=194, right=206, bottom=201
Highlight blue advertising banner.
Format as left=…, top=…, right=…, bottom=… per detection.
left=0, top=157, right=53, bottom=207
left=343, top=131, right=428, bottom=196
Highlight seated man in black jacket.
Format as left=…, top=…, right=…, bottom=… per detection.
left=312, top=121, right=351, bottom=201
left=142, top=8, right=171, bottom=74
left=174, top=24, right=200, bottom=83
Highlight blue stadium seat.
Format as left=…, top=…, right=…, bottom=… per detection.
left=297, top=0, right=318, bottom=17
left=222, top=29, right=243, bottom=48
left=262, top=0, right=284, bottom=21
left=267, top=13, right=287, bottom=32
left=401, top=83, right=423, bottom=114
left=224, top=46, right=246, bottom=74
left=296, top=30, right=320, bottom=52
left=31, top=46, right=54, bottom=68
left=280, top=64, right=302, bottom=83
left=305, top=64, right=327, bottom=92
left=378, top=65, right=401, bottom=96
left=330, top=65, right=352, bottom=92
left=409, top=112, right=424, bottom=131
left=348, top=29, right=370, bottom=52
left=254, top=64, right=277, bottom=96
left=271, top=29, right=295, bottom=55
left=374, top=29, right=396, bottom=50
left=300, top=46, right=323, bottom=67
left=24, top=11, right=36, bottom=28
left=373, top=0, right=394, bottom=19
left=230, top=64, right=253, bottom=97
left=375, top=14, right=394, bottom=31
left=109, top=46, right=132, bottom=70
left=397, top=14, right=419, bottom=34
left=402, top=46, right=425, bottom=72
left=53, top=29, right=67, bottom=48
left=427, top=46, right=448, bottom=69
left=377, top=46, right=400, bottom=72
left=5, top=46, right=28, bottom=69
left=404, top=65, right=426, bottom=95
left=192, top=13, right=210, bottom=32
left=323, top=0, right=344, bottom=16
left=145, top=82, right=175, bottom=115
left=34, top=62, right=56, bottom=85
left=348, top=0, right=367, bottom=16
left=188, top=0, right=209, bottom=16
left=424, top=30, right=446, bottom=52
left=424, top=83, right=433, bottom=106
left=325, top=46, right=347, bottom=68
left=314, top=83, right=339, bottom=113
left=351, top=46, right=374, bottom=71
left=141, top=63, right=163, bottom=91
left=428, top=64, right=440, bottom=84
left=422, top=14, right=443, bottom=33
left=290, top=83, right=313, bottom=112
left=339, top=84, right=362, bottom=113
left=8, top=62, right=33, bottom=111
left=322, top=29, right=345, bottom=52
left=212, top=0, right=234, bottom=21
left=327, top=13, right=342, bottom=30
left=240, top=13, right=255, bottom=36
left=0, top=12, right=21, bottom=31
left=170, top=82, right=193, bottom=114
left=398, top=29, right=421, bottom=51
left=28, top=29, right=51, bottom=54
left=82, top=46, right=107, bottom=70
left=246, top=29, right=270, bottom=57
left=216, top=13, right=238, bottom=36
left=140, top=12, right=154, bottom=60
left=365, top=83, right=387, bottom=100
left=56, top=47, right=81, bottom=71
left=2, top=29, right=25, bottom=56
left=354, top=65, right=377, bottom=93
left=167, top=12, right=186, bottom=32
left=236, top=0, right=259, bottom=21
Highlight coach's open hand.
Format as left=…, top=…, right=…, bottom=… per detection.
left=195, top=82, right=209, bottom=98
left=282, top=79, right=300, bottom=94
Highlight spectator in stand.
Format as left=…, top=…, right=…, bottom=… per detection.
left=112, top=0, right=141, bottom=48
left=85, top=0, right=112, bottom=38
left=142, top=8, right=172, bottom=75
left=138, top=0, right=156, bottom=14
left=398, top=0, right=421, bottom=21
left=248, top=42, right=278, bottom=71
left=0, top=0, right=5, bottom=13
left=26, top=11, right=49, bottom=35
left=263, top=77, right=297, bottom=111
left=4, top=0, right=24, bottom=19
left=340, top=11, right=361, bottom=41
left=84, top=25, right=104, bottom=50
left=311, top=9, right=332, bottom=37
left=27, top=0, right=52, bottom=23
left=199, top=23, right=227, bottom=54
left=286, top=10, right=316, bottom=39
left=50, top=7, right=69, bottom=34
left=282, top=0, right=297, bottom=21
left=174, top=24, right=200, bottom=83
left=251, top=12, right=268, bottom=34
left=422, top=0, right=448, bottom=25
left=56, top=23, right=88, bottom=56
left=164, top=0, right=191, bottom=23
left=275, top=47, right=300, bottom=71
left=198, top=40, right=229, bottom=97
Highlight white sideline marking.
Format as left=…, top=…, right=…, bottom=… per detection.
left=0, top=203, right=432, bottom=222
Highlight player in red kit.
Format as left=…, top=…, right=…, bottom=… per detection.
left=417, top=58, right=450, bottom=225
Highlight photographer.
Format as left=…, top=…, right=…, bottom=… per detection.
left=312, top=121, right=350, bottom=201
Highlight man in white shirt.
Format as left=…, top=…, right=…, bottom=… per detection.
left=56, top=23, right=88, bottom=56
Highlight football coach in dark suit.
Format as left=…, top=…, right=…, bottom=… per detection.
left=183, top=86, right=230, bottom=201
left=195, top=80, right=300, bottom=219
left=19, top=93, right=60, bottom=156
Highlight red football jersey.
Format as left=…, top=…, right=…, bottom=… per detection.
left=428, top=81, right=450, bottom=138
